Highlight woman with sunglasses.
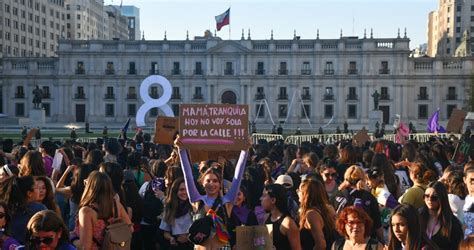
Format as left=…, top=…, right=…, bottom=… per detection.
left=298, top=177, right=336, bottom=250
left=175, top=136, right=249, bottom=249
left=25, top=210, right=75, bottom=250
left=387, top=204, right=437, bottom=250
left=319, top=158, right=339, bottom=201
left=420, top=181, right=463, bottom=250
left=0, top=201, right=20, bottom=250
left=261, top=184, right=301, bottom=250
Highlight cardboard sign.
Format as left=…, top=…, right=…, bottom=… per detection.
left=353, top=127, right=370, bottom=147
left=446, top=108, right=467, bottom=133
left=188, top=149, right=241, bottom=163
left=236, top=225, right=273, bottom=250
left=179, top=104, right=249, bottom=151
left=452, top=136, right=474, bottom=165
left=23, top=128, right=38, bottom=146
left=154, top=116, right=179, bottom=145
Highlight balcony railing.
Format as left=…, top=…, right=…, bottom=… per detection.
left=128, top=69, right=136, bottom=75
left=348, top=69, right=358, bottom=75
left=127, top=93, right=137, bottom=99
left=301, top=69, right=311, bottom=75
left=278, top=69, right=288, bottom=75
left=278, top=94, right=288, bottom=100
left=149, top=69, right=159, bottom=75
left=447, top=94, right=458, bottom=100
left=224, top=69, right=234, bottom=75
left=15, top=93, right=25, bottom=98
left=75, top=68, right=85, bottom=74
left=301, top=94, right=311, bottom=100
left=43, top=93, right=51, bottom=99
left=379, top=68, right=390, bottom=74
left=418, top=94, right=429, bottom=100
left=381, top=94, right=390, bottom=100
left=104, top=93, right=115, bottom=99
left=255, top=93, right=265, bottom=100
left=255, top=69, right=265, bottom=75
left=193, top=93, right=203, bottom=100
left=172, top=69, right=181, bottom=75
left=194, top=69, right=203, bottom=75
left=323, top=94, right=334, bottom=100
left=171, top=94, right=181, bottom=100
left=324, top=69, right=334, bottom=75
left=75, top=93, right=86, bottom=99
left=347, top=94, right=358, bottom=100
left=105, top=69, right=115, bottom=75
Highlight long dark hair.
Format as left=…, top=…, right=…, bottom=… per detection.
left=420, top=181, right=454, bottom=239
left=299, top=178, right=334, bottom=232
left=163, top=178, right=190, bottom=225
left=0, top=176, right=35, bottom=215
left=99, top=162, right=126, bottom=208
left=26, top=210, right=70, bottom=249
left=264, top=184, right=289, bottom=216
left=388, top=204, right=422, bottom=250
left=70, top=164, right=96, bottom=204
left=35, top=176, right=59, bottom=212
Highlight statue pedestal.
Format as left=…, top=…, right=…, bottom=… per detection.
left=369, top=110, right=383, bottom=133
left=29, top=109, right=46, bottom=126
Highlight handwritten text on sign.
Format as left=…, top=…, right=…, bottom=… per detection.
left=179, top=104, right=249, bottom=151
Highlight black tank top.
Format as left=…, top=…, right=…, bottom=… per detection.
left=300, top=228, right=314, bottom=250
left=265, top=215, right=291, bottom=250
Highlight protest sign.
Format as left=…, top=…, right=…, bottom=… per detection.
left=236, top=225, right=273, bottom=250
left=452, top=136, right=474, bottom=165
left=154, top=116, right=179, bottom=144
left=353, top=127, right=370, bottom=147
left=179, top=104, right=248, bottom=151
left=446, top=108, right=467, bottom=133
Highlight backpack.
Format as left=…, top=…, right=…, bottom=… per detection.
left=94, top=202, right=132, bottom=250
left=142, top=181, right=164, bottom=225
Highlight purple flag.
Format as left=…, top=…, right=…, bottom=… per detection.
left=427, top=109, right=440, bottom=133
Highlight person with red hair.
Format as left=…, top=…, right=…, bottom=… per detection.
left=333, top=206, right=383, bottom=250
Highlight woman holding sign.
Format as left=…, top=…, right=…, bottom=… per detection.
left=174, top=135, right=250, bottom=250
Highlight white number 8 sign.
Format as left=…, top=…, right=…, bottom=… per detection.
left=135, top=75, right=175, bottom=127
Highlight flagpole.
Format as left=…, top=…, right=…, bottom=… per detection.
left=228, top=6, right=231, bottom=40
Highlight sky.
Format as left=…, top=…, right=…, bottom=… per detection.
left=114, top=0, right=438, bottom=50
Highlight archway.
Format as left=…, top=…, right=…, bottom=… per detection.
left=221, top=90, right=237, bottom=104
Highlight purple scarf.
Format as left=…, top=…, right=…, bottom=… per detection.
left=232, top=205, right=250, bottom=225
left=175, top=199, right=191, bottom=218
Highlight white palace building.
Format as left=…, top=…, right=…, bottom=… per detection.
left=0, top=31, right=472, bottom=131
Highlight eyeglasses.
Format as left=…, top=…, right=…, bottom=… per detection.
left=346, top=220, right=363, bottom=227
left=30, top=236, right=54, bottom=245
left=424, top=194, right=439, bottom=201
left=323, top=173, right=337, bottom=178
left=0, top=213, right=5, bottom=219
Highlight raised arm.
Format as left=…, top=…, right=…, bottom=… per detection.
left=223, top=149, right=248, bottom=204
left=178, top=148, right=202, bottom=203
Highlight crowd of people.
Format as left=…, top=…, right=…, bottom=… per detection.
left=0, top=130, right=473, bottom=249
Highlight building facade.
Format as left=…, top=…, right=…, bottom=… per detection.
left=115, top=5, right=140, bottom=40
left=0, top=34, right=471, bottom=130
left=0, top=0, right=67, bottom=57
left=104, top=6, right=128, bottom=40
left=428, top=0, right=474, bottom=57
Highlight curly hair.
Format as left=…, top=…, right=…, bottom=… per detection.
left=335, top=206, right=373, bottom=239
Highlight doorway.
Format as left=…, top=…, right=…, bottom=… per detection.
left=379, top=106, right=390, bottom=125
left=76, top=104, right=85, bottom=122
left=221, top=91, right=237, bottom=104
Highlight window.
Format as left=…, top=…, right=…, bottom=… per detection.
left=348, top=61, right=357, bottom=74
left=324, top=105, right=333, bottom=118
left=150, top=108, right=158, bottom=117
left=301, top=61, right=310, bottom=75
left=447, top=87, right=457, bottom=100
left=456, top=16, right=461, bottom=22
left=348, top=87, right=357, bottom=100
left=76, top=86, right=85, bottom=99
left=106, top=62, right=114, bottom=74
left=173, top=62, right=180, bottom=75
left=256, top=62, right=265, bottom=75
left=128, top=62, right=136, bottom=74
left=15, top=103, right=25, bottom=117
left=447, top=105, right=457, bottom=118
left=255, top=104, right=265, bottom=118
left=324, top=62, right=334, bottom=75
left=16, top=86, right=25, bottom=98
left=127, top=104, right=136, bottom=117
left=324, top=87, right=334, bottom=100
left=77, top=14, right=80, bottom=20
left=43, top=86, right=50, bottom=98
left=224, top=62, right=233, bottom=75
left=348, top=105, right=357, bottom=118
left=195, top=62, right=202, bottom=75
left=150, top=87, right=158, bottom=98
left=456, top=27, right=461, bottom=33
left=127, top=87, right=136, bottom=99
left=106, top=87, right=114, bottom=99
left=194, top=87, right=203, bottom=99
left=447, top=48, right=451, bottom=54
left=279, top=62, right=288, bottom=75
left=105, top=104, right=114, bottom=117
left=278, top=87, right=287, bottom=100
left=172, top=87, right=181, bottom=99
left=302, top=87, right=310, bottom=99
left=419, top=87, right=428, bottom=100
left=43, top=103, right=50, bottom=117
left=381, top=87, right=389, bottom=100
left=301, top=105, right=310, bottom=118
left=278, top=105, right=287, bottom=118
left=418, top=105, right=428, bottom=119
left=76, top=62, right=84, bottom=74
left=380, top=61, right=389, bottom=74
left=457, top=5, right=461, bottom=12
left=172, top=104, right=179, bottom=116
left=150, top=62, right=158, bottom=74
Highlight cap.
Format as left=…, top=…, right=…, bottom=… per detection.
left=275, top=174, right=293, bottom=188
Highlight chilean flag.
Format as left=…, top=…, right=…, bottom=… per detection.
left=215, top=8, right=230, bottom=31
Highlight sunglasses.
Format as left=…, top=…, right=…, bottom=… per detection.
left=424, top=194, right=439, bottom=201
left=30, top=236, right=54, bottom=245
left=324, top=173, right=337, bottom=178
